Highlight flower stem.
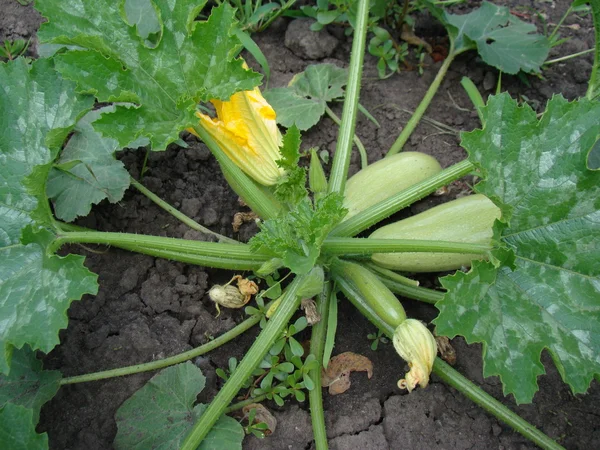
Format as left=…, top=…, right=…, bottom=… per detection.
left=224, top=394, right=269, bottom=414
left=328, top=0, right=370, bottom=194
left=180, top=274, right=307, bottom=449
left=334, top=274, right=564, bottom=450
left=387, top=49, right=456, bottom=156
left=60, top=312, right=261, bottom=385
left=325, top=106, right=368, bottom=169
left=377, top=275, right=444, bottom=305
left=130, top=177, right=238, bottom=244
left=330, top=160, right=475, bottom=237
left=309, top=282, right=332, bottom=450
left=363, top=262, right=419, bottom=287
left=192, top=124, right=281, bottom=219
left=322, top=237, right=490, bottom=255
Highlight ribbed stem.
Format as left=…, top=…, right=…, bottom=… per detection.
left=309, top=282, right=332, bottom=450
left=322, top=237, right=491, bottom=255
left=60, top=312, right=260, bottom=385
left=328, top=0, right=370, bottom=193
left=330, top=160, right=475, bottom=237
left=180, top=275, right=306, bottom=449
left=130, top=177, right=238, bottom=244
left=325, top=106, right=368, bottom=169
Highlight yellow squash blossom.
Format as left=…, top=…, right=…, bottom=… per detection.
left=191, top=87, right=284, bottom=186
left=393, top=319, right=438, bottom=392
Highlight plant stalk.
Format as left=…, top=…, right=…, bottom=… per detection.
left=387, top=49, right=456, bottom=155
left=586, top=0, right=600, bottom=99
left=181, top=274, right=306, bottom=449
left=192, top=124, right=280, bottom=219
left=325, top=106, right=368, bottom=169
left=322, top=237, right=491, bottom=255
left=378, top=276, right=444, bottom=305
left=334, top=275, right=564, bottom=450
left=308, top=282, right=332, bottom=450
left=331, top=160, right=475, bottom=237
left=60, top=311, right=261, bottom=385
left=224, top=394, right=269, bottom=414
left=130, top=177, right=238, bottom=244
left=328, top=0, right=370, bottom=193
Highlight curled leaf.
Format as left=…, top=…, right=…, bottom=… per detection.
left=321, top=352, right=373, bottom=395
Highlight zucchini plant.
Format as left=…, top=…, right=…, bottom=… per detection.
left=0, top=0, right=599, bottom=449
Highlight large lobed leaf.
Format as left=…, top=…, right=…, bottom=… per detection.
left=0, top=403, right=49, bottom=450
left=115, top=362, right=244, bottom=449
left=0, top=58, right=98, bottom=375
left=436, top=94, right=600, bottom=403
left=36, top=0, right=262, bottom=150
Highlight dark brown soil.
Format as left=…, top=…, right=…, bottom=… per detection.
left=2, top=0, right=599, bottom=449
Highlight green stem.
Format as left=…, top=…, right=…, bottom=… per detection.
left=130, top=178, right=238, bottom=244
left=52, top=231, right=269, bottom=270
left=331, top=160, right=475, bottom=237
left=309, top=282, right=332, bottom=450
left=460, top=76, right=486, bottom=126
left=548, top=5, right=573, bottom=44
left=364, top=262, right=419, bottom=287
left=334, top=275, right=563, bottom=450
left=224, top=394, right=269, bottom=414
left=325, top=106, right=368, bottom=169
left=387, top=49, right=456, bottom=156
left=192, top=124, right=280, bottom=219
left=181, top=275, right=306, bottom=449
left=322, top=237, right=490, bottom=255
left=328, top=0, right=370, bottom=193
left=544, top=48, right=595, bottom=65
left=378, top=276, right=445, bottom=305
left=60, top=312, right=261, bottom=385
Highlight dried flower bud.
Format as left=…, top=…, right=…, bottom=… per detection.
left=301, top=298, right=320, bottom=325
left=393, top=319, right=437, bottom=392
left=208, top=275, right=258, bottom=316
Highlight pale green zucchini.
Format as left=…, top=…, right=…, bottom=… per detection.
left=370, top=194, right=501, bottom=272
left=343, top=152, right=442, bottom=220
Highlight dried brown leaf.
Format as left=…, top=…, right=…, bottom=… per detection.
left=242, top=403, right=277, bottom=436
left=435, top=335, right=457, bottom=365
left=232, top=211, right=258, bottom=232
left=321, top=352, right=373, bottom=395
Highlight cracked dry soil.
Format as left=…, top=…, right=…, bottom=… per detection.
left=1, top=0, right=599, bottom=448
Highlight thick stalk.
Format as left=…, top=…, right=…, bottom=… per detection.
left=308, top=282, right=332, bottom=450
left=181, top=275, right=306, bottom=449
left=331, top=160, right=475, bottom=237
left=192, top=124, right=280, bottom=219
left=364, top=262, right=419, bottom=287
left=387, top=49, right=456, bottom=156
left=53, top=231, right=267, bottom=261
left=322, top=237, right=490, bottom=255
left=328, top=0, right=370, bottom=193
left=378, top=276, right=445, bottom=305
left=334, top=274, right=564, bottom=450
left=325, top=106, right=368, bottom=169
left=60, top=311, right=261, bottom=385
left=130, top=178, right=238, bottom=244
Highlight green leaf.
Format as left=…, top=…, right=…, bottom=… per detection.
left=0, top=404, right=49, bottom=450
left=37, top=1, right=262, bottom=149
left=250, top=193, right=346, bottom=275
left=427, top=1, right=549, bottom=74
left=0, top=58, right=94, bottom=246
left=436, top=94, right=600, bottom=403
left=265, top=63, right=347, bottom=130
left=123, top=0, right=163, bottom=47
left=115, top=362, right=243, bottom=449
left=0, top=347, right=61, bottom=422
left=274, top=126, right=307, bottom=205
left=0, top=58, right=98, bottom=375
left=47, top=107, right=134, bottom=222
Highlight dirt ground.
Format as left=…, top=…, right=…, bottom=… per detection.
left=2, top=0, right=599, bottom=449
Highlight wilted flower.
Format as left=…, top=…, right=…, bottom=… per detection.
left=192, top=86, right=284, bottom=186
left=393, top=319, right=437, bottom=392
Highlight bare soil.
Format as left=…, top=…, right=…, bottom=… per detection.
left=1, top=0, right=599, bottom=449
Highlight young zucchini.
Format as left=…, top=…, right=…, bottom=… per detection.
left=330, top=258, right=406, bottom=328
left=343, top=152, right=442, bottom=220
left=370, top=194, right=501, bottom=272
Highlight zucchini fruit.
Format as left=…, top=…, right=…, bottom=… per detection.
left=343, top=152, right=442, bottom=220
left=370, top=194, right=501, bottom=272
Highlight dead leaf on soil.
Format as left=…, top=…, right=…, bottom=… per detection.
left=242, top=403, right=277, bottom=435
left=232, top=211, right=258, bottom=232
left=435, top=335, right=457, bottom=365
left=301, top=298, right=321, bottom=325
left=401, top=23, right=433, bottom=54
left=321, top=352, right=373, bottom=395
